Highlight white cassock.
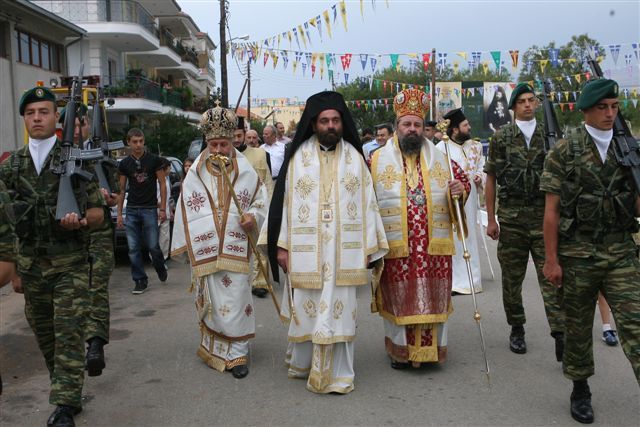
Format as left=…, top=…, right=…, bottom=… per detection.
left=437, top=139, right=485, bottom=294
left=260, top=136, right=388, bottom=394
left=171, top=149, right=268, bottom=371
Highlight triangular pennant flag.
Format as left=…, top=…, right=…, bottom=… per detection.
left=302, top=62, right=307, bottom=77
left=370, top=56, right=378, bottom=73
left=332, top=4, right=338, bottom=23
left=282, top=52, right=289, bottom=69
left=344, top=73, right=349, bottom=85
left=298, top=25, right=307, bottom=49
left=360, top=0, right=364, bottom=18
left=575, top=74, right=582, bottom=84
left=390, top=54, right=399, bottom=70
left=305, top=52, right=313, bottom=66
left=369, top=76, right=373, bottom=91
left=311, top=53, right=318, bottom=67
left=271, top=51, right=279, bottom=68
left=319, top=54, right=325, bottom=79
left=263, top=52, right=269, bottom=67
left=383, top=80, right=388, bottom=92
left=422, top=53, right=431, bottom=71
left=540, top=59, right=549, bottom=73
left=311, top=64, right=316, bottom=78
left=287, top=31, right=293, bottom=47
left=609, top=44, right=621, bottom=65
left=315, top=16, right=323, bottom=40
left=325, top=53, right=333, bottom=68
left=292, top=28, right=300, bottom=49
left=453, top=61, right=459, bottom=73
left=509, top=50, right=519, bottom=69
left=340, top=53, right=352, bottom=70
left=438, top=52, right=447, bottom=69
left=360, top=54, right=368, bottom=71
left=328, top=69, right=334, bottom=81
left=572, top=91, right=577, bottom=101
left=303, top=22, right=312, bottom=45
left=471, top=51, right=482, bottom=67
left=482, top=61, right=489, bottom=74
left=632, top=99, right=638, bottom=108
left=469, top=87, right=475, bottom=97
left=490, top=51, right=501, bottom=70
left=478, top=87, right=484, bottom=96
left=632, top=43, right=639, bottom=60
left=569, top=103, right=575, bottom=112
left=456, top=52, right=467, bottom=60
left=323, top=10, right=333, bottom=39
left=340, top=1, right=348, bottom=31
left=548, top=48, right=560, bottom=67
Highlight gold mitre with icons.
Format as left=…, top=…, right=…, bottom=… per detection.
left=199, top=102, right=238, bottom=140
left=393, top=88, right=430, bottom=119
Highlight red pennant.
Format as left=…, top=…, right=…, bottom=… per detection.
left=340, top=54, right=353, bottom=71
left=569, top=103, right=575, bottom=111
left=384, top=99, right=388, bottom=106
left=383, top=81, right=388, bottom=92
left=311, top=64, right=316, bottom=78
left=263, top=52, right=269, bottom=66
left=422, top=53, right=431, bottom=71
left=356, top=101, right=361, bottom=108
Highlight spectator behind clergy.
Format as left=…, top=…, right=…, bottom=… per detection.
left=261, top=124, right=285, bottom=180
left=363, top=123, right=393, bottom=159
left=245, top=129, right=261, bottom=148
left=276, top=121, right=291, bottom=144
left=361, top=127, right=374, bottom=144
left=424, top=120, right=439, bottom=144
left=157, top=158, right=173, bottom=260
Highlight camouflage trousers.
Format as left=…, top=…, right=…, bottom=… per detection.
left=22, top=257, right=89, bottom=408
left=497, top=217, right=564, bottom=334
left=86, top=233, right=114, bottom=342
left=561, top=251, right=640, bottom=383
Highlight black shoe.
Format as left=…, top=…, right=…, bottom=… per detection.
left=602, top=330, right=618, bottom=346
left=86, top=337, right=106, bottom=377
left=552, top=332, right=564, bottom=362
left=157, top=267, right=168, bottom=282
left=231, top=364, right=249, bottom=379
left=570, top=380, right=594, bottom=424
left=390, top=360, right=410, bottom=370
left=252, top=288, right=268, bottom=298
left=132, top=279, right=148, bottom=295
left=509, top=326, right=527, bottom=354
left=47, top=405, right=81, bottom=427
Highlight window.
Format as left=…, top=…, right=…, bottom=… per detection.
left=15, top=30, right=62, bottom=71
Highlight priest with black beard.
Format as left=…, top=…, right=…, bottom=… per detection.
left=260, top=91, right=389, bottom=394
left=371, top=89, right=470, bottom=369
left=436, top=108, right=485, bottom=295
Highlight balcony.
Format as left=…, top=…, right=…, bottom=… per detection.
left=101, top=73, right=207, bottom=119
left=34, top=0, right=159, bottom=51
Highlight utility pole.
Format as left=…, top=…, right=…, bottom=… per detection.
left=247, top=60, right=251, bottom=128
left=430, top=48, right=436, bottom=121
left=219, top=0, right=228, bottom=107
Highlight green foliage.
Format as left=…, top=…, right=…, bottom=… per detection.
left=141, top=113, right=201, bottom=159
left=249, top=119, right=265, bottom=137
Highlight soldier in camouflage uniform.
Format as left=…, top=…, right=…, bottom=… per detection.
left=484, top=83, right=564, bottom=359
left=0, top=87, right=106, bottom=427
left=541, top=78, right=640, bottom=424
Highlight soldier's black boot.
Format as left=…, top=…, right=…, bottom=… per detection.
left=570, top=379, right=594, bottom=424
left=86, top=337, right=106, bottom=377
left=47, top=405, right=81, bottom=427
left=509, top=325, right=526, bottom=354
left=551, top=331, right=564, bottom=362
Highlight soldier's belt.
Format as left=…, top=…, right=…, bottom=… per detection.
left=20, top=240, right=85, bottom=256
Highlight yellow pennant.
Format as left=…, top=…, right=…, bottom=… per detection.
left=293, top=60, right=298, bottom=74
left=540, top=59, right=549, bottom=73
left=360, top=0, right=364, bottom=19
left=456, top=52, right=467, bottom=60
left=298, top=25, right=307, bottom=49
left=453, top=61, right=459, bottom=72
left=340, top=0, right=348, bottom=32
left=312, top=53, right=318, bottom=67
left=482, top=61, right=489, bottom=74
left=323, top=10, right=332, bottom=39
left=575, top=74, right=582, bottom=84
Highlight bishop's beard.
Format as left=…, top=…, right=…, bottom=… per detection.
left=317, top=128, right=342, bottom=147
left=399, top=132, right=423, bottom=155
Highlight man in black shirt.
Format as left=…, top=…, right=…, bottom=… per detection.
left=117, top=128, right=168, bottom=294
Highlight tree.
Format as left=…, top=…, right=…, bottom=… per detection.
left=141, top=113, right=202, bottom=159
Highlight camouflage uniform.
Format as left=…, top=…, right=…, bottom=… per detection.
left=484, top=122, right=564, bottom=335
left=540, top=127, right=640, bottom=382
left=85, top=166, right=118, bottom=344
left=0, top=180, right=16, bottom=261
left=0, top=142, right=105, bottom=408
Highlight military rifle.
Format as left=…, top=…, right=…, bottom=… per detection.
left=90, top=86, right=124, bottom=193
left=587, top=56, right=640, bottom=193
left=541, top=79, right=563, bottom=153
left=52, top=64, right=103, bottom=220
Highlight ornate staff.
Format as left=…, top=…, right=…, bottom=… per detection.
left=437, top=120, right=491, bottom=384
left=210, top=153, right=300, bottom=326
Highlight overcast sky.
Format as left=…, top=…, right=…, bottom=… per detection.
left=179, top=0, right=640, bottom=104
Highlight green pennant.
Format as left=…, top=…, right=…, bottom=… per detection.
left=390, top=54, right=399, bottom=70
left=490, top=51, right=501, bottom=70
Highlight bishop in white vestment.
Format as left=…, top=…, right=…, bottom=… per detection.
left=172, top=106, right=268, bottom=379
left=262, top=91, right=388, bottom=394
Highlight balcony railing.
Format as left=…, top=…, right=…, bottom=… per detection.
left=102, top=74, right=207, bottom=112
left=34, top=0, right=158, bottom=38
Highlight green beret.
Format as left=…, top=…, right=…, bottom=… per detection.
left=58, top=103, right=89, bottom=124
left=508, top=83, right=535, bottom=109
left=576, top=78, right=619, bottom=110
left=19, top=86, right=56, bottom=116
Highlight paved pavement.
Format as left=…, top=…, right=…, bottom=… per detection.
left=1, top=234, right=638, bottom=426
